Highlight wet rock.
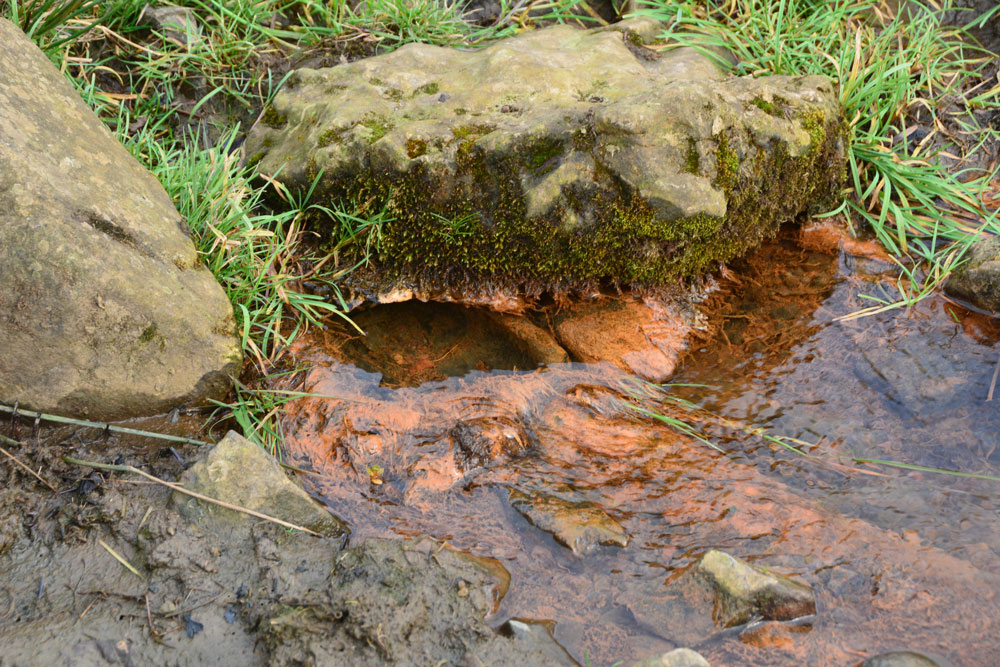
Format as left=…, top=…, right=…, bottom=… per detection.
left=551, top=295, right=696, bottom=382
left=245, top=18, right=844, bottom=295
left=451, top=418, right=530, bottom=470
left=945, top=236, right=1000, bottom=313
left=0, top=18, right=240, bottom=420
left=172, top=431, right=345, bottom=537
left=861, top=650, right=948, bottom=667
left=633, top=647, right=710, bottom=667
left=142, top=5, right=202, bottom=45
left=487, top=311, right=570, bottom=366
left=509, top=488, right=628, bottom=556
left=694, top=549, right=815, bottom=627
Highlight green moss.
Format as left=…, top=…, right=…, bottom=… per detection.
left=797, top=109, right=827, bottom=150
left=405, top=137, right=427, bottom=158
left=683, top=138, right=700, bottom=175
left=261, top=104, right=287, bottom=129
left=318, top=129, right=343, bottom=148
left=524, top=137, right=563, bottom=173
left=454, top=108, right=468, bottom=116
left=358, top=112, right=395, bottom=144
left=751, top=97, right=776, bottom=115
left=451, top=123, right=494, bottom=140
left=245, top=152, right=265, bottom=169
left=714, top=132, right=739, bottom=190
left=415, top=82, right=439, bottom=95
left=139, top=324, right=157, bottom=344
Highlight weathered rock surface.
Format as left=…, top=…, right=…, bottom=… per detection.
left=245, top=18, right=844, bottom=295
left=694, top=549, right=815, bottom=627
left=172, top=431, right=345, bottom=537
left=509, top=488, right=628, bottom=556
left=0, top=18, right=241, bottom=420
left=945, top=236, right=1000, bottom=313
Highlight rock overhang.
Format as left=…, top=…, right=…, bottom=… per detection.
left=244, top=18, right=846, bottom=296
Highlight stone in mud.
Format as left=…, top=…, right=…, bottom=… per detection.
left=470, top=619, right=579, bottom=666
left=694, top=549, right=815, bottom=627
left=142, top=5, right=202, bottom=46
left=551, top=295, right=697, bottom=382
left=633, top=647, right=710, bottom=667
left=945, top=236, right=1000, bottom=313
left=172, top=431, right=345, bottom=537
left=509, top=488, right=628, bottom=556
left=244, top=18, right=844, bottom=295
left=861, top=650, right=948, bottom=667
left=0, top=18, right=241, bottom=420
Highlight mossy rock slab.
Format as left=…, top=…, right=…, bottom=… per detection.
left=0, top=18, right=240, bottom=420
left=245, top=18, right=845, bottom=294
left=172, top=431, right=346, bottom=537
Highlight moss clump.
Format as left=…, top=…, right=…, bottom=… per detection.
left=714, top=132, right=739, bottom=190
left=359, top=112, right=395, bottom=144
left=415, top=82, right=440, bottom=95
left=318, top=129, right=343, bottom=148
left=454, top=108, right=468, bottom=116
left=405, top=137, right=427, bottom=158
left=683, top=138, right=700, bottom=175
left=139, top=324, right=157, bottom=344
left=798, top=109, right=827, bottom=150
left=261, top=105, right=287, bottom=129
left=524, top=137, right=563, bottom=173
left=751, top=97, right=776, bottom=115
left=451, top=123, right=494, bottom=141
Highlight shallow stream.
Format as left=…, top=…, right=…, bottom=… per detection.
left=280, top=228, right=1000, bottom=666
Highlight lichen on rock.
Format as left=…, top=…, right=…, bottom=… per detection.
left=245, top=18, right=845, bottom=296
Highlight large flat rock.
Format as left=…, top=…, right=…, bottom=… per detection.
left=0, top=18, right=241, bottom=420
left=245, top=18, right=845, bottom=296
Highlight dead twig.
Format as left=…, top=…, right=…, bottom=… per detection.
left=62, top=456, right=320, bottom=536
left=0, top=404, right=208, bottom=447
left=0, top=435, right=59, bottom=492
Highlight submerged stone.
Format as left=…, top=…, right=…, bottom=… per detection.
left=633, top=648, right=710, bottom=667
left=244, top=18, right=844, bottom=295
left=694, top=549, right=815, bottom=627
left=508, top=488, right=628, bottom=556
left=0, top=18, right=240, bottom=420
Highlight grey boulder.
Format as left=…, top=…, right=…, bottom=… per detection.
left=0, top=18, right=241, bottom=420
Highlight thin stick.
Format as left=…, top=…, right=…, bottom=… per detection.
left=0, top=438, right=59, bottom=493
left=0, top=405, right=209, bottom=446
left=63, top=456, right=320, bottom=536
left=988, top=351, right=1000, bottom=401
left=99, top=539, right=142, bottom=577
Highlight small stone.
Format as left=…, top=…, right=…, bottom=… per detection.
left=508, top=489, right=628, bottom=556
left=157, top=600, right=177, bottom=615
left=861, top=650, right=947, bottom=667
left=632, top=647, right=710, bottom=667
left=945, top=236, right=1000, bottom=313
left=142, top=6, right=202, bottom=46
left=695, top=550, right=815, bottom=627
left=171, top=431, right=346, bottom=537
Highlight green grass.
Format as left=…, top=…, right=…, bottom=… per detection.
left=637, top=0, right=1000, bottom=315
